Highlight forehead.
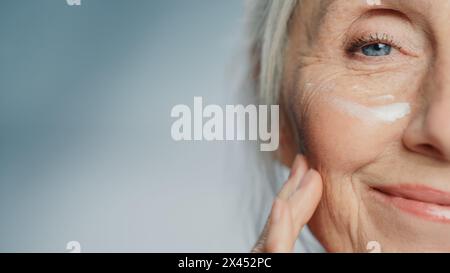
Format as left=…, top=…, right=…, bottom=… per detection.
left=316, top=0, right=438, bottom=18
left=291, top=0, right=446, bottom=43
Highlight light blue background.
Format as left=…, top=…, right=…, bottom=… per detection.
left=0, top=0, right=268, bottom=252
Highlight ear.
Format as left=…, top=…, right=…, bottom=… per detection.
left=276, top=98, right=300, bottom=168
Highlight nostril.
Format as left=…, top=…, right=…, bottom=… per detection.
left=417, top=144, right=444, bottom=160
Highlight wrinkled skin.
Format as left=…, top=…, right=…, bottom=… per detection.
left=254, top=0, right=450, bottom=253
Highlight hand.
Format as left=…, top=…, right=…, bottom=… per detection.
left=252, top=155, right=323, bottom=253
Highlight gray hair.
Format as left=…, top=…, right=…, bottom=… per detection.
left=246, top=0, right=298, bottom=106
left=243, top=0, right=300, bottom=244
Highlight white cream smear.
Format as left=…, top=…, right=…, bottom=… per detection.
left=372, top=94, right=395, bottom=102
left=331, top=97, right=411, bottom=123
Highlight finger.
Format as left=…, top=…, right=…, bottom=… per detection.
left=277, top=155, right=308, bottom=200
left=252, top=177, right=294, bottom=253
left=288, top=168, right=323, bottom=234
left=264, top=198, right=296, bottom=252
left=252, top=158, right=319, bottom=253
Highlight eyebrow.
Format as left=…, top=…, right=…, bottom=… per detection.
left=321, top=0, right=432, bottom=18
left=311, top=0, right=429, bottom=37
left=307, top=0, right=366, bottom=38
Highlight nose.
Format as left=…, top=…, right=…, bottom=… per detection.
left=403, top=58, right=450, bottom=162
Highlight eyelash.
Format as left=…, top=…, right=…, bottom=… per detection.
left=346, top=32, right=402, bottom=55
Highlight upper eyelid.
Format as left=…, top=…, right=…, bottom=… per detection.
left=339, top=8, right=425, bottom=58
left=344, top=33, right=403, bottom=54
left=346, top=33, right=401, bottom=53
left=344, top=32, right=421, bottom=59
left=340, top=7, right=418, bottom=49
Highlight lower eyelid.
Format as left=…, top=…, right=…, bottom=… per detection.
left=349, top=50, right=401, bottom=62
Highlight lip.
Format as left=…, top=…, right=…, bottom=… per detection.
left=370, top=184, right=450, bottom=224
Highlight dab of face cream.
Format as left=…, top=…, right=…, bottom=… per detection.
left=331, top=97, right=411, bottom=123
left=373, top=94, right=395, bottom=102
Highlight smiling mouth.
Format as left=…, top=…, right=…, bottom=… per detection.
left=370, top=184, right=450, bottom=223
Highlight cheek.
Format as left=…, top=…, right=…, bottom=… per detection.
left=299, top=97, right=405, bottom=174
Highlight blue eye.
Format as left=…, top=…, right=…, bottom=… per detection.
left=361, top=43, right=392, bottom=56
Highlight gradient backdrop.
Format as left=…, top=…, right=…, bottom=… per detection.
left=0, top=0, right=278, bottom=252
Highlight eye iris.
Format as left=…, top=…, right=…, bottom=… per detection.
left=361, top=43, right=391, bottom=56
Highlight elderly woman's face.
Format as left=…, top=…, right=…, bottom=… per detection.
left=282, top=0, right=450, bottom=252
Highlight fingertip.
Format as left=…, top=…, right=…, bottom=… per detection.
left=299, top=168, right=323, bottom=191
left=289, top=154, right=308, bottom=179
